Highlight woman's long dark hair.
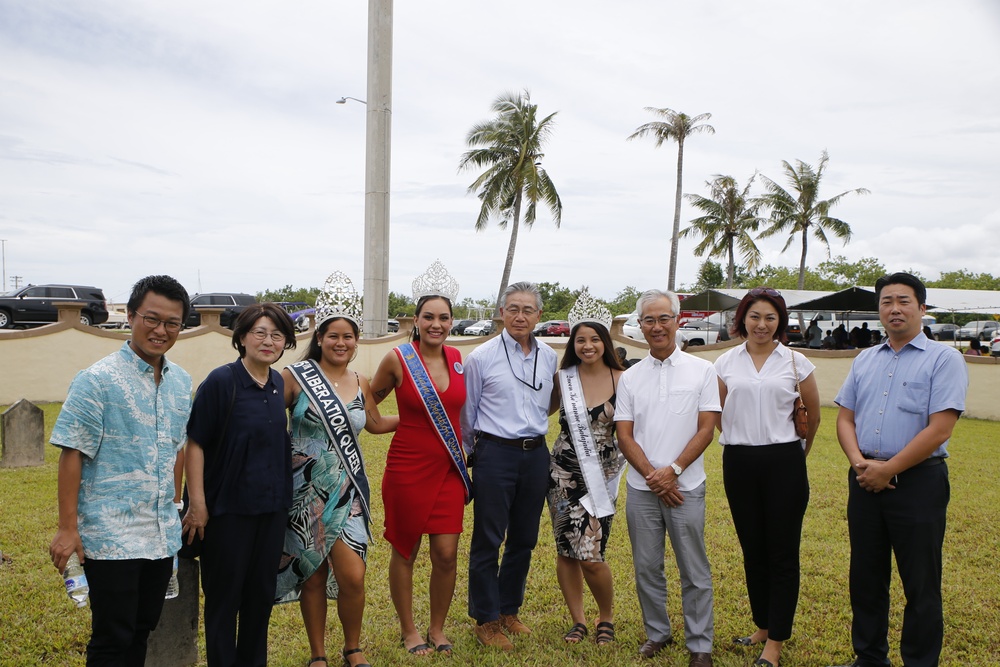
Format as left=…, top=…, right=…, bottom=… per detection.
left=410, top=295, right=453, bottom=342
left=560, top=322, right=624, bottom=370
left=301, top=316, right=360, bottom=361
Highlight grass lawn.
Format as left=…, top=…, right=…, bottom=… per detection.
left=1, top=402, right=997, bottom=666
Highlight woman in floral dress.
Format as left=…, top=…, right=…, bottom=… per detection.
left=547, top=291, right=625, bottom=646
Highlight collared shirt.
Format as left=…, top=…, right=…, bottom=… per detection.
left=51, top=342, right=192, bottom=560
left=187, top=360, right=292, bottom=516
left=715, top=342, right=815, bottom=446
left=835, top=333, right=967, bottom=459
left=460, top=330, right=558, bottom=446
left=615, top=347, right=721, bottom=492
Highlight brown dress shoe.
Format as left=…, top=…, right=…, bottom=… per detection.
left=689, top=652, right=714, bottom=667
left=638, top=637, right=672, bottom=658
left=499, top=613, right=531, bottom=635
left=474, top=620, right=514, bottom=651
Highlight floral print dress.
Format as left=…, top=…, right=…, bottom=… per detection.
left=546, top=395, right=625, bottom=562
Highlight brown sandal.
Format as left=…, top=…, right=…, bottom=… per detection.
left=563, top=622, right=588, bottom=643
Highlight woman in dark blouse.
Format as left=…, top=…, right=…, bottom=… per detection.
left=182, top=303, right=297, bottom=667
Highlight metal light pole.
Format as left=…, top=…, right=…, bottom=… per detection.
left=1, top=239, right=6, bottom=292
left=362, top=0, right=392, bottom=337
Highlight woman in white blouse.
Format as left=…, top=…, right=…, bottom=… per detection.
left=713, top=288, right=820, bottom=667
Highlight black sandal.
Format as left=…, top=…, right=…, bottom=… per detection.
left=595, top=621, right=616, bottom=646
left=342, top=648, right=371, bottom=667
left=563, top=622, right=588, bottom=643
left=308, top=658, right=328, bottom=666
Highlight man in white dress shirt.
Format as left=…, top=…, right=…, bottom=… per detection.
left=461, top=281, right=558, bottom=650
left=615, top=289, right=720, bottom=667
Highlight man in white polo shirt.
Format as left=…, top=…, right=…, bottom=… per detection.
left=615, top=289, right=720, bottom=667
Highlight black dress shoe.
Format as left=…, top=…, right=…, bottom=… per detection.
left=638, top=637, right=672, bottom=658
left=689, top=652, right=713, bottom=667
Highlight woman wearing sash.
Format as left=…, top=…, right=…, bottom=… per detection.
left=713, top=288, right=820, bottom=667
left=275, top=272, right=397, bottom=667
left=370, top=261, right=469, bottom=656
left=547, top=290, right=625, bottom=646
left=182, top=303, right=298, bottom=667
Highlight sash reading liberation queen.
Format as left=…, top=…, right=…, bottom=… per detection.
left=398, top=343, right=473, bottom=503
left=559, top=366, right=617, bottom=518
left=287, top=360, right=373, bottom=528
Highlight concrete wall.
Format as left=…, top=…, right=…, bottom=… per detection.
left=2, top=306, right=998, bottom=420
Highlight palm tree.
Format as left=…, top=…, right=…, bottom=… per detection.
left=459, top=90, right=562, bottom=315
left=757, top=150, right=870, bottom=289
left=628, top=107, right=715, bottom=291
left=680, top=174, right=763, bottom=288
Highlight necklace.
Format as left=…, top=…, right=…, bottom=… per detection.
left=241, top=359, right=269, bottom=387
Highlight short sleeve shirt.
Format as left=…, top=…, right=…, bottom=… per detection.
left=186, top=360, right=292, bottom=516
left=834, top=334, right=967, bottom=458
left=615, top=347, right=721, bottom=491
left=715, top=342, right=815, bottom=446
left=50, top=342, right=192, bottom=560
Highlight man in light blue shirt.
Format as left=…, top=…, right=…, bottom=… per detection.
left=461, top=281, right=558, bottom=650
left=49, top=275, right=192, bottom=667
left=830, top=273, right=968, bottom=667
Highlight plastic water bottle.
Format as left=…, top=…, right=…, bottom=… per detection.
left=164, top=555, right=179, bottom=599
left=63, top=553, right=89, bottom=607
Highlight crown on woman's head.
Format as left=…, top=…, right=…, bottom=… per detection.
left=568, top=288, right=612, bottom=332
left=315, top=270, right=363, bottom=331
left=411, top=259, right=460, bottom=302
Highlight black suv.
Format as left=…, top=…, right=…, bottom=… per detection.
left=0, top=284, right=109, bottom=328
left=185, top=293, right=256, bottom=329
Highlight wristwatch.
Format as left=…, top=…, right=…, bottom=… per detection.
left=670, top=461, right=683, bottom=476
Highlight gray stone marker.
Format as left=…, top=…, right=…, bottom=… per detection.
left=1, top=399, right=45, bottom=468
left=146, top=558, right=200, bottom=667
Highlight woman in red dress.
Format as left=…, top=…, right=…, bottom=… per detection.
left=370, top=264, right=468, bottom=656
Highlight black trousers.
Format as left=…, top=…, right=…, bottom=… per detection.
left=200, top=511, right=286, bottom=667
left=83, top=557, right=173, bottom=667
left=722, top=442, right=809, bottom=641
left=847, top=462, right=949, bottom=667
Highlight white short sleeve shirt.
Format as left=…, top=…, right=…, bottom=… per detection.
left=615, top=347, right=721, bottom=492
left=714, top=342, right=815, bottom=446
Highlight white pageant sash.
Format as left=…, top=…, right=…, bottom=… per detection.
left=559, top=366, right=617, bottom=518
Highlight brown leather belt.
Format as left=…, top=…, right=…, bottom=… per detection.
left=477, top=431, right=546, bottom=450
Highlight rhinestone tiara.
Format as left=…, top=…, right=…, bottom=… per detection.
left=315, top=270, right=363, bottom=331
left=411, top=259, right=460, bottom=302
left=568, top=288, right=612, bottom=332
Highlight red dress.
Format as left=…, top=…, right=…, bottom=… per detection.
left=382, top=343, right=467, bottom=556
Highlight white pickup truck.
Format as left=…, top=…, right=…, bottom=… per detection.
left=677, top=320, right=723, bottom=346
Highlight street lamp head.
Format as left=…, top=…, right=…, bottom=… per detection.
left=336, top=97, right=347, bottom=104
left=337, top=96, right=367, bottom=106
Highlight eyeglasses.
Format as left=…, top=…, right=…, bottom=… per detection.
left=504, top=306, right=538, bottom=317
left=248, top=328, right=286, bottom=343
left=749, top=288, right=781, bottom=297
left=640, top=314, right=677, bottom=327
left=133, top=311, right=182, bottom=333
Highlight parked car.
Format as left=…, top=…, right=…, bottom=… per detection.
left=677, top=324, right=720, bottom=345
left=185, top=292, right=256, bottom=329
left=464, top=319, right=494, bottom=336
left=927, top=322, right=960, bottom=341
left=956, top=320, right=999, bottom=341
left=451, top=319, right=476, bottom=335
left=98, top=309, right=130, bottom=329
left=679, top=319, right=726, bottom=345
left=533, top=320, right=562, bottom=336
left=544, top=320, right=570, bottom=337
left=621, top=314, right=643, bottom=341
left=0, top=284, right=109, bottom=328
left=387, top=319, right=399, bottom=333
left=991, top=330, right=1000, bottom=357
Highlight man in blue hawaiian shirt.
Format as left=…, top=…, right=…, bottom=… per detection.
left=49, top=275, right=192, bottom=667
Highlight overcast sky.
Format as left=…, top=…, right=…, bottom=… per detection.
left=2, top=0, right=999, bottom=306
